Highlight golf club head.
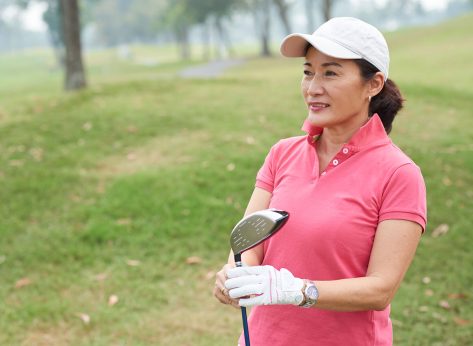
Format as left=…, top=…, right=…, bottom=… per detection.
left=230, top=209, right=289, bottom=255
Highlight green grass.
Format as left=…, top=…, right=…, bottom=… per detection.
left=1, top=13, right=473, bottom=345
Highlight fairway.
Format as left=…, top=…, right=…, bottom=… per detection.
left=1, top=14, right=472, bottom=345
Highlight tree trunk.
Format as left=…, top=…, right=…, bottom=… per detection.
left=48, top=29, right=65, bottom=69
left=60, top=0, right=86, bottom=91
left=215, top=16, right=234, bottom=58
left=253, top=0, right=271, bottom=57
left=322, top=0, right=333, bottom=22
left=305, top=0, right=316, bottom=32
left=176, top=25, right=191, bottom=60
left=202, top=19, right=211, bottom=61
left=273, top=0, right=292, bottom=34
left=43, top=0, right=65, bottom=68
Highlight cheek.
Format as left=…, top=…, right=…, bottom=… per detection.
left=301, top=80, right=308, bottom=96
left=333, top=84, right=364, bottom=105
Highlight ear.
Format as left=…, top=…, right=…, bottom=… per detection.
left=368, top=72, right=385, bottom=98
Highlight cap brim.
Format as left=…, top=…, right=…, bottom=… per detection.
left=280, top=33, right=362, bottom=60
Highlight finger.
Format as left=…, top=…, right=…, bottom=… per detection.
left=222, top=263, right=235, bottom=278
left=227, top=265, right=265, bottom=278
left=216, top=292, right=231, bottom=305
left=224, top=293, right=241, bottom=307
left=225, top=275, right=262, bottom=290
left=239, top=295, right=265, bottom=307
left=215, top=266, right=232, bottom=288
left=216, top=268, right=228, bottom=283
left=214, top=284, right=228, bottom=302
left=228, top=284, right=264, bottom=299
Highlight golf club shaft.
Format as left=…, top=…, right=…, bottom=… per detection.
left=234, top=253, right=250, bottom=346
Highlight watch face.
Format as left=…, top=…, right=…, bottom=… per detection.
left=307, top=285, right=319, bottom=300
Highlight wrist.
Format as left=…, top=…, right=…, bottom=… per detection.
left=299, top=280, right=319, bottom=308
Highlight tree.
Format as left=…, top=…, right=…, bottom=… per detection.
left=92, top=0, right=164, bottom=46
left=162, top=0, right=242, bottom=61
left=163, top=0, right=194, bottom=60
left=322, top=0, right=335, bottom=21
left=60, top=0, right=86, bottom=90
left=305, top=0, right=316, bottom=32
left=247, top=0, right=272, bottom=57
left=9, top=0, right=89, bottom=91
left=42, top=0, right=64, bottom=67
left=273, top=0, right=293, bottom=34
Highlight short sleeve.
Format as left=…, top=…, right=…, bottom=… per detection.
left=255, top=144, right=278, bottom=193
left=379, top=163, right=427, bottom=231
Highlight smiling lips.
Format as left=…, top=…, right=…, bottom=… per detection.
left=308, top=102, right=330, bottom=112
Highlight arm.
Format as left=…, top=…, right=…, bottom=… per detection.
left=313, top=219, right=422, bottom=311
left=214, top=187, right=272, bottom=307
left=227, top=187, right=272, bottom=266
left=226, top=219, right=422, bottom=311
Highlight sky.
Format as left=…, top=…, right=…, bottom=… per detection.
left=1, top=0, right=451, bottom=33
left=1, top=1, right=47, bottom=32
left=371, top=0, right=449, bottom=11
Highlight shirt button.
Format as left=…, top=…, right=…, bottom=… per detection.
left=342, top=148, right=349, bottom=154
left=332, top=159, right=339, bottom=166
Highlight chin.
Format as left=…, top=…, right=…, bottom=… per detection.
left=307, top=112, right=330, bottom=128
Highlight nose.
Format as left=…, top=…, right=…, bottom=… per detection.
left=307, top=76, right=324, bottom=96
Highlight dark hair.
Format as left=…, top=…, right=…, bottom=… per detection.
left=353, top=59, right=404, bottom=134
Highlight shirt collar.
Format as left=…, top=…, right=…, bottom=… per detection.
left=301, top=114, right=391, bottom=151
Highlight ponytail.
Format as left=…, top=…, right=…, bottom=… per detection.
left=354, top=59, right=405, bottom=134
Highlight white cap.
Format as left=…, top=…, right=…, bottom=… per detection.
left=280, top=17, right=389, bottom=81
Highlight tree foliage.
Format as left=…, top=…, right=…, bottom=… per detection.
left=159, top=0, right=244, bottom=60
left=92, top=0, right=165, bottom=46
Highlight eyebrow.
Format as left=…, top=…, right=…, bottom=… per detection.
left=303, top=62, right=343, bottom=68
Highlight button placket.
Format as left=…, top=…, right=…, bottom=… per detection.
left=318, top=146, right=356, bottom=178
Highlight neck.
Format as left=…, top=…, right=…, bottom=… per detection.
left=317, top=115, right=369, bottom=156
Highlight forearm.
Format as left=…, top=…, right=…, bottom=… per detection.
left=225, top=221, right=421, bottom=311
left=227, top=246, right=263, bottom=266
left=313, top=276, right=394, bottom=312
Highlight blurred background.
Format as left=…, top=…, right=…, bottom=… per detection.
left=1, top=0, right=473, bottom=89
left=0, top=0, right=472, bottom=345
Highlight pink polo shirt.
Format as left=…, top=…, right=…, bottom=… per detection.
left=239, top=114, right=427, bottom=346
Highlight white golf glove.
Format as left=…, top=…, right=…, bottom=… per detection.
left=225, top=265, right=304, bottom=307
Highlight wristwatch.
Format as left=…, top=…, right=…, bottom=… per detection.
left=299, top=280, right=319, bottom=308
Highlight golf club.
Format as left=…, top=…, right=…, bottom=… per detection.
left=230, top=208, right=290, bottom=346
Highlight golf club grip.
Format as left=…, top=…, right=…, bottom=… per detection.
left=234, top=253, right=250, bottom=346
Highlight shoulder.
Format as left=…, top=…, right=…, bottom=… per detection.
left=370, top=141, right=422, bottom=175
left=264, top=136, right=309, bottom=165
left=376, top=143, right=426, bottom=193
left=387, top=143, right=423, bottom=177
left=388, top=143, right=417, bottom=165
left=270, top=135, right=307, bottom=155
left=361, top=142, right=426, bottom=197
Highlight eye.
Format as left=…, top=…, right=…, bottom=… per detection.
left=324, top=70, right=337, bottom=76
left=303, top=70, right=313, bottom=76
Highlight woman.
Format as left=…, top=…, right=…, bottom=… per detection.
left=214, top=17, right=426, bottom=346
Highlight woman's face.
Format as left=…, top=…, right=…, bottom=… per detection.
left=301, top=47, right=371, bottom=130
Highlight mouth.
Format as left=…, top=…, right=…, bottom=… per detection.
left=308, top=102, right=330, bottom=112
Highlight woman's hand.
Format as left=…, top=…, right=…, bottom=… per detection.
left=225, top=265, right=304, bottom=307
left=214, top=263, right=240, bottom=308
